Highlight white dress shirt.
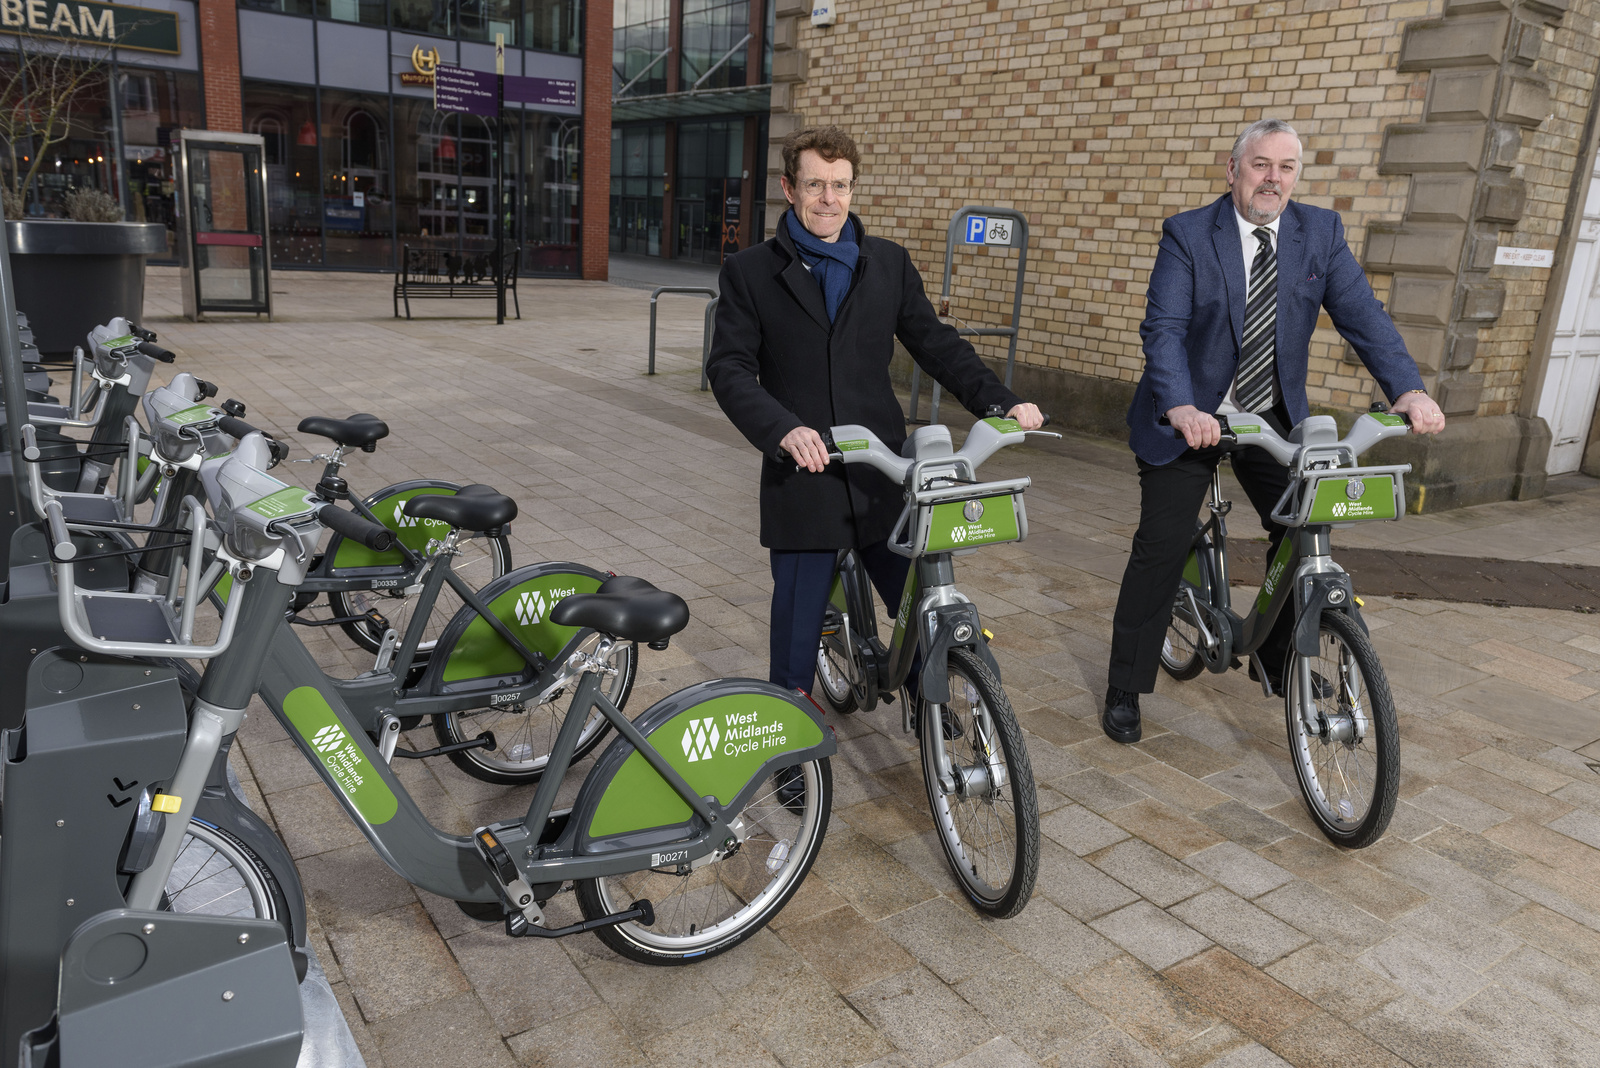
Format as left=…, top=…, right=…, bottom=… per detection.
left=1216, top=209, right=1282, bottom=416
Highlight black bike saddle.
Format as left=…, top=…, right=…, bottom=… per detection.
left=403, top=485, right=518, bottom=531
left=297, top=413, right=390, bottom=448
left=549, top=576, right=690, bottom=644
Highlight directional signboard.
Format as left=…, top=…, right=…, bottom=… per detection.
left=433, top=65, right=498, bottom=116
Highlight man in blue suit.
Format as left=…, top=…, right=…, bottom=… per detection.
left=1102, top=118, right=1446, bottom=744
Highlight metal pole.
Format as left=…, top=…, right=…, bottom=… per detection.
left=700, top=296, right=718, bottom=391
left=495, top=35, right=506, bottom=326
left=2, top=218, right=30, bottom=519
left=645, top=286, right=717, bottom=376
left=648, top=295, right=659, bottom=374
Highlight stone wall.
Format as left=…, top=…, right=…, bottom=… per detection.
left=770, top=0, right=1600, bottom=507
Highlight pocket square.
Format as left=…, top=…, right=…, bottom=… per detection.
left=1306, top=273, right=1320, bottom=281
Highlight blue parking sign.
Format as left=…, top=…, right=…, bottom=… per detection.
left=965, top=216, right=987, bottom=243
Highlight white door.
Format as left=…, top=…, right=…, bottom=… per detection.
left=1538, top=164, right=1600, bottom=474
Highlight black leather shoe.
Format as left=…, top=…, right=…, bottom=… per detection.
left=1102, top=687, right=1141, bottom=744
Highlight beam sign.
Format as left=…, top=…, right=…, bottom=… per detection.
left=0, top=1, right=181, bottom=55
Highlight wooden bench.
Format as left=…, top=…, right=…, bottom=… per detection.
left=393, top=245, right=521, bottom=320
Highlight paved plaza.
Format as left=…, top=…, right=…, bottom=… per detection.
left=143, top=267, right=1600, bottom=1068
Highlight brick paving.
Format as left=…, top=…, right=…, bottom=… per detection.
left=141, top=267, right=1600, bottom=1068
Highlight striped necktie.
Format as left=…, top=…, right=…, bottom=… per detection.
left=1236, top=227, right=1279, bottom=413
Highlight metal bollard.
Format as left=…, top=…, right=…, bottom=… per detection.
left=647, top=286, right=719, bottom=378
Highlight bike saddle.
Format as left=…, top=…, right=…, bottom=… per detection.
left=549, top=577, right=690, bottom=644
left=403, top=485, right=517, bottom=531
left=297, top=412, right=390, bottom=448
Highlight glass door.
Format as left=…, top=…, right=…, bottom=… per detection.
left=180, top=132, right=272, bottom=316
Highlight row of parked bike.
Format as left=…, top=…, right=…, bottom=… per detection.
left=0, top=304, right=1415, bottom=1065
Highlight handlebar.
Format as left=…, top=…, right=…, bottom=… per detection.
left=316, top=503, right=396, bottom=552
left=216, top=415, right=291, bottom=466
left=136, top=340, right=175, bottom=363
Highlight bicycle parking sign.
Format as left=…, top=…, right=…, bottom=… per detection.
left=963, top=215, right=1017, bottom=246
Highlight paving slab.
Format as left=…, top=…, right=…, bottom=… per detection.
left=122, top=268, right=1600, bottom=1067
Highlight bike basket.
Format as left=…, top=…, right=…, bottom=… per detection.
left=1276, top=465, right=1409, bottom=527
left=899, top=477, right=1031, bottom=556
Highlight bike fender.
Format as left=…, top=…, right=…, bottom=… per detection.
left=420, top=561, right=612, bottom=692
left=919, top=602, right=994, bottom=704
left=1292, top=572, right=1356, bottom=657
left=570, top=679, right=836, bottom=854
left=327, top=479, right=473, bottom=571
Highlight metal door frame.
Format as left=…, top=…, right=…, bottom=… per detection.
left=175, top=129, right=273, bottom=321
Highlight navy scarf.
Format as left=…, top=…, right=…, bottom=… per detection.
left=786, top=211, right=860, bottom=322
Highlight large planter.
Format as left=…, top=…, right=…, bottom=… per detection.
left=5, top=220, right=169, bottom=358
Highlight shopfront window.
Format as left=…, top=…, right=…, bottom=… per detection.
left=244, top=81, right=322, bottom=266
left=674, top=119, right=741, bottom=264
left=319, top=0, right=386, bottom=25
left=239, top=0, right=318, bottom=15
left=614, top=0, right=669, bottom=98
left=321, top=90, right=393, bottom=268
left=121, top=69, right=205, bottom=261
left=524, top=0, right=579, bottom=54
left=458, top=0, right=516, bottom=43
left=523, top=113, right=578, bottom=274
left=390, top=0, right=453, bottom=37
left=610, top=122, right=663, bottom=256
left=0, top=59, right=116, bottom=217
left=681, top=0, right=748, bottom=91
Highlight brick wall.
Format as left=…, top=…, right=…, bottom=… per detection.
left=1478, top=4, right=1600, bottom=418
left=581, top=0, right=612, bottom=281
left=197, top=0, right=242, bottom=132
left=781, top=0, right=1539, bottom=416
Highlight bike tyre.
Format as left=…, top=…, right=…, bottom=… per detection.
left=1160, top=537, right=1209, bottom=682
left=432, top=640, right=637, bottom=784
left=814, top=614, right=860, bottom=714
left=574, top=757, right=831, bottom=965
left=163, top=819, right=294, bottom=941
left=330, top=530, right=513, bottom=661
left=1284, top=610, right=1399, bottom=849
left=922, top=647, right=1039, bottom=918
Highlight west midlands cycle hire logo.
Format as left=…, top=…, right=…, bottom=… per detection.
left=312, top=724, right=347, bottom=753
left=393, top=501, right=447, bottom=529
left=515, top=586, right=576, bottom=627
left=682, top=718, right=720, bottom=762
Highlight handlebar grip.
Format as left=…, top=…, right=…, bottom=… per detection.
left=20, top=423, right=40, bottom=462
left=44, top=502, right=75, bottom=561
left=130, top=325, right=157, bottom=342
left=1039, top=413, right=1052, bottom=428
left=136, top=340, right=175, bottom=363
left=318, top=505, right=395, bottom=552
left=216, top=415, right=257, bottom=439
left=196, top=379, right=218, bottom=399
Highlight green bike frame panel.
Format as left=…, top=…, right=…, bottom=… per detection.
left=1307, top=474, right=1398, bottom=523
left=924, top=494, right=1020, bottom=552
left=165, top=403, right=217, bottom=427
left=1182, top=548, right=1202, bottom=588
left=440, top=570, right=604, bottom=682
left=282, top=686, right=398, bottom=825
left=1256, top=536, right=1295, bottom=614
left=247, top=486, right=317, bottom=520
left=1370, top=413, right=1408, bottom=428
left=331, top=485, right=459, bottom=569
left=982, top=416, right=1022, bottom=434
left=837, top=438, right=870, bottom=452
left=587, top=693, right=825, bottom=838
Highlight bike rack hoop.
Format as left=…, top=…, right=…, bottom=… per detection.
left=646, top=286, right=719, bottom=390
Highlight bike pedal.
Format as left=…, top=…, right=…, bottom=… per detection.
left=473, top=823, right=543, bottom=927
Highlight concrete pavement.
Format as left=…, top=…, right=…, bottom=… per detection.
left=140, top=266, right=1600, bottom=1068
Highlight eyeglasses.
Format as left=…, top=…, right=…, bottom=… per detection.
left=795, top=178, right=856, bottom=198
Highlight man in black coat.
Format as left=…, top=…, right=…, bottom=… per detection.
left=706, top=125, right=1043, bottom=694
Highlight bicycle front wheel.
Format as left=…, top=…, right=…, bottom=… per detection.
left=575, top=758, right=831, bottom=965
left=921, top=647, right=1039, bottom=917
left=433, top=640, right=637, bottom=784
left=163, top=820, right=293, bottom=935
left=331, top=531, right=512, bottom=659
left=1160, top=540, right=1209, bottom=681
left=1284, top=610, right=1399, bottom=848
left=814, top=609, right=860, bottom=714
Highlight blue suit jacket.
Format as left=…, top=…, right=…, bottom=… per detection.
left=1126, top=195, right=1425, bottom=466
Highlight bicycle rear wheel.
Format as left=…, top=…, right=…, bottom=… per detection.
left=1284, top=610, right=1399, bottom=848
left=163, top=820, right=293, bottom=935
left=331, top=531, right=512, bottom=660
left=575, top=758, right=831, bottom=964
left=921, top=647, right=1039, bottom=917
left=814, top=608, right=860, bottom=714
left=1160, top=540, right=1209, bottom=681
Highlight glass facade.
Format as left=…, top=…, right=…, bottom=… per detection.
left=673, top=119, right=742, bottom=264
left=610, top=123, right=664, bottom=256
left=680, top=0, right=748, bottom=91
left=613, top=0, right=669, bottom=98
left=238, top=0, right=579, bottom=51
left=246, top=80, right=579, bottom=274
left=0, top=54, right=203, bottom=263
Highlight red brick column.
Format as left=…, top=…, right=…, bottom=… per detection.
left=580, top=0, right=611, bottom=281
left=197, top=0, right=243, bottom=131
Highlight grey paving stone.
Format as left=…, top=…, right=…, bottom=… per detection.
left=1391, top=900, right=1524, bottom=973
left=1355, top=996, right=1519, bottom=1068
left=1264, top=944, right=1403, bottom=1021
left=504, top=1005, right=648, bottom=1068
left=1039, top=802, right=1130, bottom=856
left=1183, top=841, right=1295, bottom=899
left=1088, top=902, right=1213, bottom=971
left=1255, top=881, right=1393, bottom=958
left=1055, top=768, right=1148, bottom=814
left=1451, top=984, right=1600, bottom=1068
left=848, top=966, right=991, bottom=1068
left=1168, top=888, right=1311, bottom=967
left=1193, top=800, right=1296, bottom=849
left=1033, top=839, right=1141, bottom=921
left=953, top=956, right=1109, bottom=1063
left=939, top=1036, right=1042, bottom=1068
left=1085, top=838, right=1213, bottom=907
left=876, top=896, right=1017, bottom=985
left=1407, top=784, right=1514, bottom=833
left=368, top=992, right=517, bottom=1068
left=989, top=897, right=1121, bottom=979
left=1357, top=933, right=1491, bottom=1011
left=1363, top=838, right=1528, bottom=923
left=1487, top=945, right=1600, bottom=1034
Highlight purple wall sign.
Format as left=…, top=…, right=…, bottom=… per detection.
left=433, top=65, right=500, bottom=116
left=504, top=74, right=579, bottom=109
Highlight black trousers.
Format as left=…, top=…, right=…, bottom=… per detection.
left=1108, top=412, right=1295, bottom=694
left=769, top=541, right=910, bottom=693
